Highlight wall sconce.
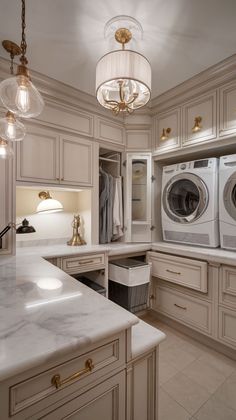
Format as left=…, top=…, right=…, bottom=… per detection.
left=160, top=127, right=171, bottom=141
left=36, top=191, right=63, bottom=214
left=192, top=116, right=202, bottom=133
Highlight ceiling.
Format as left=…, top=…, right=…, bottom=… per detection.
left=0, top=0, right=236, bottom=101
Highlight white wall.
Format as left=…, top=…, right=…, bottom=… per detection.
left=16, top=187, right=91, bottom=246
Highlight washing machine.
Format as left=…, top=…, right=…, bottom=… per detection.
left=219, top=154, right=236, bottom=250
left=161, top=158, right=219, bottom=247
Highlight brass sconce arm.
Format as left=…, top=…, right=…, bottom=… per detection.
left=192, top=116, right=202, bottom=133
left=160, top=127, right=171, bottom=141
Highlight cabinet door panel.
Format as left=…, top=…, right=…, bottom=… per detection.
left=42, top=371, right=125, bottom=420
left=155, top=108, right=181, bottom=152
left=219, top=82, right=236, bottom=138
left=60, top=136, right=93, bottom=186
left=182, top=91, right=217, bottom=146
left=16, top=126, right=60, bottom=183
left=0, top=158, right=14, bottom=254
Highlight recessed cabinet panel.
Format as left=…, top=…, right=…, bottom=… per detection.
left=182, top=91, right=217, bottom=146
left=155, top=108, right=181, bottom=152
left=219, top=307, right=236, bottom=349
left=96, top=117, right=125, bottom=146
left=17, top=127, right=60, bottom=183
left=126, top=130, right=151, bottom=150
left=60, top=135, right=93, bottom=186
left=219, top=82, right=236, bottom=138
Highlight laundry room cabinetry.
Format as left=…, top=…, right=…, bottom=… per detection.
left=218, top=265, right=236, bottom=349
left=0, top=157, right=15, bottom=255
left=16, top=125, right=93, bottom=187
left=125, top=153, right=152, bottom=242
left=154, top=107, right=181, bottom=153
left=182, top=90, right=217, bottom=147
left=219, top=80, right=236, bottom=139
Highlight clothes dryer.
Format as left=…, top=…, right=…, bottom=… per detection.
left=219, top=154, right=236, bottom=250
left=161, top=158, right=219, bottom=247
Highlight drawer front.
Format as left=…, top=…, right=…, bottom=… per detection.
left=148, top=252, right=208, bottom=292
left=62, top=253, right=105, bottom=274
left=10, top=334, right=125, bottom=416
left=154, top=285, right=212, bottom=334
left=218, top=307, right=236, bottom=349
left=220, top=266, right=236, bottom=308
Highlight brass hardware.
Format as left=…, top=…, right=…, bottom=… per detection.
left=160, top=127, right=171, bottom=141
left=56, top=177, right=60, bottom=181
left=166, top=269, right=181, bottom=275
left=67, top=214, right=86, bottom=246
left=192, top=116, right=202, bottom=133
left=79, top=260, right=94, bottom=265
left=51, top=358, right=94, bottom=389
left=149, top=294, right=155, bottom=300
left=115, top=28, right=132, bottom=48
left=38, top=191, right=52, bottom=200
left=174, top=303, right=187, bottom=310
left=150, top=225, right=155, bottom=231
left=2, top=40, right=21, bottom=57
left=61, top=177, right=64, bottom=181
left=151, top=175, right=156, bottom=182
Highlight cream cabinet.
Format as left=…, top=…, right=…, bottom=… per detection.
left=0, top=157, right=15, bottom=255
left=154, top=107, right=181, bottom=153
left=125, top=153, right=152, bottom=242
left=16, top=125, right=93, bottom=187
left=218, top=265, right=236, bottom=349
left=219, top=81, right=236, bottom=138
left=182, top=91, right=217, bottom=147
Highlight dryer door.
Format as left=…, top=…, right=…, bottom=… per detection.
left=223, top=172, right=236, bottom=221
left=163, top=173, right=208, bottom=223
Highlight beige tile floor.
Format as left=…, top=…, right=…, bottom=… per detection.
left=140, top=312, right=236, bottom=420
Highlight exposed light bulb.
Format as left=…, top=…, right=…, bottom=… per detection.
left=6, top=121, right=16, bottom=140
left=16, top=82, right=30, bottom=114
left=0, top=138, right=13, bottom=159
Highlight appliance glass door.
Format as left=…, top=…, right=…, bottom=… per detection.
left=224, top=173, right=236, bottom=221
left=163, top=173, right=208, bottom=223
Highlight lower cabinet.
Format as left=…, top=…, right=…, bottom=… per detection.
left=218, top=306, right=236, bottom=349
left=41, top=371, right=125, bottom=420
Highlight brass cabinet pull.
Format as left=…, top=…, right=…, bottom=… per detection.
left=79, top=259, right=95, bottom=265
left=174, top=303, right=187, bottom=310
left=166, top=269, right=181, bottom=275
left=51, top=358, right=94, bottom=389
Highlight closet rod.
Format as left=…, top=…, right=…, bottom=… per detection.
left=99, top=157, right=120, bottom=164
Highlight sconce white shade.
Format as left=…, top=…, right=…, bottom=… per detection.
left=36, top=192, right=63, bottom=214
left=96, top=50, right=151, bottom=111
left=0, top=138, right=13, bottom=159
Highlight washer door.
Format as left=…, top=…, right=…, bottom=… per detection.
left=163, top=173, right=208, bottom=224
left=223, top=173, right=236, bottom=221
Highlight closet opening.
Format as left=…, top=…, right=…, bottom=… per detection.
left=99, top=148, right=124, bottom=244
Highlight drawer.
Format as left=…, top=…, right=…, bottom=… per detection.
left=219, top=266, right=236, bottom=308
left=148, top=252, right=208, bottom=292
left=10, top=333, right=125, bottom=417
left=62, top=253, right=105, bottom=274
left=154, top=284, right=212, bottom=334
left=218, top=306, right=236, bottom=349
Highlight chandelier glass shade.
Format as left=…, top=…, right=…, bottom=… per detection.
left=0, top=138, right=13, bottom=159
left=0, top=111, right=26, bottom=142
left=96, top=28, right=151, bottom=115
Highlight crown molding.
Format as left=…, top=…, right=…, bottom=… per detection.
left=150, top=54, right=236, bottom=114
left=0, top=56, right=124, bottom=124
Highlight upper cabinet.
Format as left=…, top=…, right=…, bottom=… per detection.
left=154, top=108, right=181, bottom=152
left=219, top=81, right=236, bottom=139
left=95, top=117, right=125, bottom=147
left=182, top=91, right=217, bottom=147
left=17, top=125, right=93, bottom=187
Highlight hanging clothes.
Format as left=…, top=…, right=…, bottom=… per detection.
left=99, top=167, right=109, bottom=244
left=112, top=176, right=123, bottom=240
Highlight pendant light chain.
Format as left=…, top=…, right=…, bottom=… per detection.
left=20, top=0, right=28, bottom=66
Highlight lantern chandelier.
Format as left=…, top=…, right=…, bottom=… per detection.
left=0, top=0, right=44, bottom=121
left=96, top=22, right=151, bottom=116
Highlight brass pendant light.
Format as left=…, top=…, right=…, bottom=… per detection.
left=0, top=0, right=44, bottom=119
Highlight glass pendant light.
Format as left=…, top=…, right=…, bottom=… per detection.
left=0, top=111, right=26, bottom=142
left=0, top=138, right=13, bottom=159
left=0, top=1, right=44, bottom=119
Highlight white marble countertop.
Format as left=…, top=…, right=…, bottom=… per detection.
left=0, top=248, right=143, bottom=381
left=151, top=242, right=236, bottom=266
left=131, top=319, right=166, bottom=359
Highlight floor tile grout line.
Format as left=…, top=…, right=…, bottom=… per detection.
left=159, top=385, right=194, bottom=418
